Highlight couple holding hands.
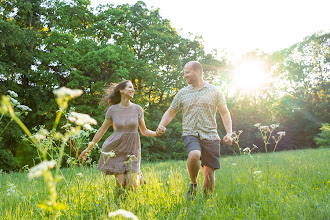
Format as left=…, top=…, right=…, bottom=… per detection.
left=79, top=61, right=233, bottom=200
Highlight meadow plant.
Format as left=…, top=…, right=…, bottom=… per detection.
left=242, top=144, right=260, bottom=169
left=0, top=90, right=32, bottom=141
left=231, top=130, right=243, bottom=155
left=254, top=123, right=286, bottom=153
left=0, top=87, right=97, bottom=218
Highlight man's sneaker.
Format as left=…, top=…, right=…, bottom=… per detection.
left=186, top=184, right=197, bottom=200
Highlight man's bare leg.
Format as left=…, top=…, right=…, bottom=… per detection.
left=187, top=150, right=201, bottom=184
left=203, top=166, right=215, bottom=197
left=186, top=150, right=201, bottom=200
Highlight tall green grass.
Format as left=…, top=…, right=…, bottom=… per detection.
left=1, top=148, right=329, bottom=219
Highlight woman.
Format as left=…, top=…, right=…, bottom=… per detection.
left=78, top=80, right=165, bottom=191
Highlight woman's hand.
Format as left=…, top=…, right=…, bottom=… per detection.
left=156, top=126, right=166, bottom=136
left=78, top=142, right=95, bottom=162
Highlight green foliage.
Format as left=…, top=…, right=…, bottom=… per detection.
left=1, top=0, right=329, bottom=170
left=315, top=123, right=330, bottom=148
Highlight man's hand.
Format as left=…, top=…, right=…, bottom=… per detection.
left=156, top=125, right=166, bottom=136
left=223, top=134, right=233, bottom=146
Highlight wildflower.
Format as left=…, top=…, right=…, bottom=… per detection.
left=35, top=133, right=46, bottom=142
left=7, top=183, right=17, bottom=196
left=53, top=87, right=83, bottom=109
left=16, top=104, right=32, bottom=111
left=69, top=112, right=97, bottom=126
left=253, top=171, right=262, bottom=174
left=28, top=160, right=56, bottom=179
left=67, top=157, right=72, bottom=165
left=22, top=164, right=29, bottom=172
left=9, top=97, right=20, bottom=106
left=127, top=155, right=137, bottom=160
left=270, top=124, right=279, bottom=129
left=83, top=124, right=92, bottom=130
left=102, top=151, right=115, bottom=157
left=7, top=90, right=18, bottom=98
left=108, top=209, right=138, bottom=220
left=243, top=147, right=251, bottom=153
left=232, top=163, right=237, bottom=166
left=252, top=144, right=258, bottom=149
left=76, top=173, right=83, bottom=178
left=277, top=131, right=286, bottom=136
left=54, top=132, right=64, bottom=141
left=53, top=87, right=83, bottom=99
left=260, top=126, right=269, bottom=131
left=254, top=123, right=261, bottom=128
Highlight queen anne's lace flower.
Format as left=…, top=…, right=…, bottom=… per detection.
left=28, top=160, right=56, bottom=179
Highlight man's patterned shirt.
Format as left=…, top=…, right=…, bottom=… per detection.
left=170, top=82, right=226, bottom=140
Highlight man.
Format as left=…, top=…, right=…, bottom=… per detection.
left=157, top=61, right=233, bottom=200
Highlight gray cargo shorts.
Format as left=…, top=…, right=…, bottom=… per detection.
left=182, top=135, right=221, bottom=169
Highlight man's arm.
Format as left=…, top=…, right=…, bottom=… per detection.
left=156, top=107, right=178, bottom=133
left=218, top=104, right=233, bottom=145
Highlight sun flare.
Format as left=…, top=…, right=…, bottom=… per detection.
left=232, top=60, right=267, bottom=91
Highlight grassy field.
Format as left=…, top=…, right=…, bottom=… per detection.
left=1, top=148, right=329, bottom=219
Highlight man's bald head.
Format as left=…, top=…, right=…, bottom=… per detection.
left=185, top=61, right=203, bottom=74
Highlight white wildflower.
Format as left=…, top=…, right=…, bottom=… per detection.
left=277, top=131, right=286, bottom=136
left=270, top=124, right=279, bottom=129
left=76, top=173, right=83, bottom=178
left=69, top=112, right=97, bottom=126
left=70, top=126, right=80, bottom=136
left=28, top=160, right=56, bottom=179
left=127, top=155, right=137, bottom=159
left=253, top=171, right=262, bottom=174
left=83, top=124, right=92, bottom=130
left=9, top=97, right=20, bottom=106
left=16, top=104, right=32, bottom=111
left=7, top=183, right=17, bottom=196
left=102, top=151, right=115, bottom=157
left=260, top=126, right=269, bottom=131
left=232, top=163, right=237, bottom=166
left=252, top=144, right=258, bottom=149
left=254, top=123, right=261, bottom=128
left=7, top=90, right=18, bottom=97
left=68, top=116, right=76, bottom=123
left=243, top=147, right=250, bottom=152
left=40, top=128, right=49, bottom=136
left=75, top=119, right=84, bottom=126
left=108, top=209, right=139, bottom=220
left=54, top=132, right=64, bottom=141
left=35, top=133, right=46, bottom=142
left=53, top=87, right=83, bottom=98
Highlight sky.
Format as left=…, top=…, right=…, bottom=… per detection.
left=90, top=0, right=330, bottom=60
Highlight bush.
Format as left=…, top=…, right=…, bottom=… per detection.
left=314, top=123, right=330, bottom=148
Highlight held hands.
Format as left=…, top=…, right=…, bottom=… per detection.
left=156, top=125, right=166, bottom=136
left=78, top=142, right=95, bottom=162
left=223, top=134, right=233, bottom=146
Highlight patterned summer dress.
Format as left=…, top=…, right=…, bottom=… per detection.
left=97, top=103, right=143, bottom=175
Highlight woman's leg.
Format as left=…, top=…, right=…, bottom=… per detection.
left=124, top=172, right=140, bottom=189
left=114, top=173, right=127, bottom=197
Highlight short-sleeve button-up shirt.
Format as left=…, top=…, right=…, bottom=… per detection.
left=170, top=82, right=226, bottom=140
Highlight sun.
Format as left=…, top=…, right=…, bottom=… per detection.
left=232, top=60, right=267, bottom=91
